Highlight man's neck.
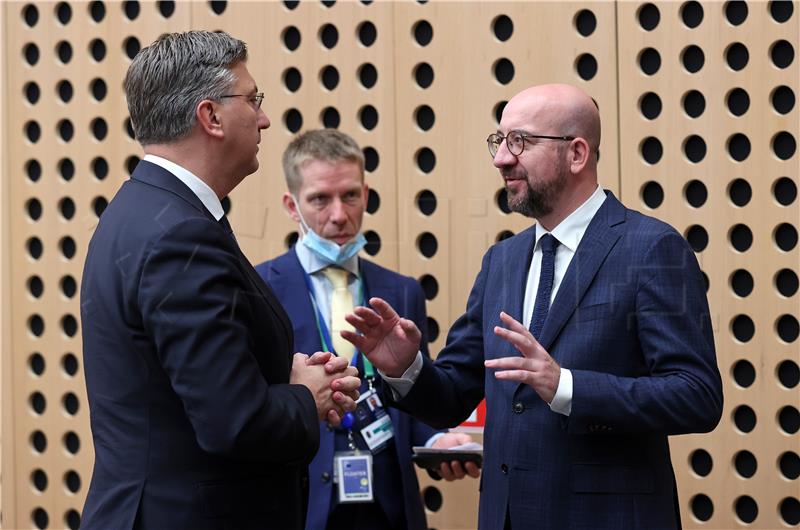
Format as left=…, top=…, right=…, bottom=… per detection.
left=144, top=143, right=228, bottom=199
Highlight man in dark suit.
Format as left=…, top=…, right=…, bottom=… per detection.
left=80, top=32, right=359, bottom=530
left=344, top=84, right=724, bottom=529
left=256, top=129, right=477, bottom=530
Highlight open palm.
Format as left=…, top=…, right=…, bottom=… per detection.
left=342, top=297, right=421, bottom=377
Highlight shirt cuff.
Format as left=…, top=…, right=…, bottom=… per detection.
left=424, top=432, right=446, bottom=448
left=549, top=367, right=572, bottom=416
left=379, top=352, right=424, bottom=399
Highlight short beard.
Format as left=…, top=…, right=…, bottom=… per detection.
left=507, top=159, right=569, bottom=219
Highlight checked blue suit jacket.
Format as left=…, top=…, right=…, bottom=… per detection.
left=396, top=191, right=723, bottom=530
left=257, top=250, right=440, bottom=530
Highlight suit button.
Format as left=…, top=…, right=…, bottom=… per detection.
left=501, top=464, right=508, bottom=474
left=513, top=402, right=524, bottom=414
left=321, top=472, right=331, bottom=483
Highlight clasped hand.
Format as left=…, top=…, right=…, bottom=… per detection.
left=290, top=351, right=360, bottom=427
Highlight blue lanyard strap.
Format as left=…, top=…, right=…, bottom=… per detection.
left=300, top=266, right=374, bottom=378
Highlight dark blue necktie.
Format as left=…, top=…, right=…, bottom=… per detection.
left=529, top=233, right=560, bottom=339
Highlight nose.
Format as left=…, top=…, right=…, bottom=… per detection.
left=492, top=137, right=516, bottom=169
left=328, top=199, right=347, bottom=224
left=257, top=108, right=270, bottom=130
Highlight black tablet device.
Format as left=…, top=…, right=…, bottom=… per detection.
left=411, top=449, right=483, bottom=471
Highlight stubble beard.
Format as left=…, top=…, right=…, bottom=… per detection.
left=506, top=159, right=569, bottom=219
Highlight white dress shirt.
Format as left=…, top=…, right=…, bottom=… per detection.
left=143, top=154, right=224, bottom=221
left=384, top=186, right=608, bottom=417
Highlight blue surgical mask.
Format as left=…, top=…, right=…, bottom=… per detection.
left=292, top=196, right=367, bottom=266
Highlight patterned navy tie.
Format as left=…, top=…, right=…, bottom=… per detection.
left=529, top=233, right=560, bottom=339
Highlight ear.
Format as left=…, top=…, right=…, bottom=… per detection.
left=196, top=100, right=225, bottom=139
left=282, top=192, right=301, bottom=222
left=567, top=137, right=591, bottom=175
left=361, top=182, right=370, bottom=206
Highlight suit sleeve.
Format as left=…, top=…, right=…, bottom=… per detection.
left=396, top=249, right=491, bottom=429
left=567, top=230, right=723, bottom=435
left=137, top=218, right=319, bottom=463
left=402, top=277, right=444, bottom=445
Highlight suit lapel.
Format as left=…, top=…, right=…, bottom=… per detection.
left=265, top=251, right=318, bottom=351
left=360, top=260, right=393, bottom=306
left=537, top=192, right=625, bottom=351
left=494, top=226, right=537, bottom=327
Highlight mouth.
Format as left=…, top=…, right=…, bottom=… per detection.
left=330, top=234, right=352, bottom=245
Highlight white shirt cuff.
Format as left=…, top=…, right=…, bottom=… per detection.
left=379, top=351, right=424, bottom=399
left=549, top=367, right=572, bottom=416
left=424, top=432, right=446, bottom=448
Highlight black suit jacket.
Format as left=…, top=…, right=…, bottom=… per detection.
left=80, top=160, right=319, bottom=529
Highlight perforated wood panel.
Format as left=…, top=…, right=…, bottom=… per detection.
left=617, top=2, right=799, bottom=528
left=1, top=2, right=797, bottom=529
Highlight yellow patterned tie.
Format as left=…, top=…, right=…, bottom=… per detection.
left=321, top=267, right=356, bottom=362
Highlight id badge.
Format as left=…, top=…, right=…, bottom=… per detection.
left=353, top=388, right=394, bottom=453
left=334, top=452, right=373, bottom=503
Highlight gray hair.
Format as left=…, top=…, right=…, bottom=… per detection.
left=124, top=31, right=248, bottom=145
left=282, top=129, right=365, bottom=194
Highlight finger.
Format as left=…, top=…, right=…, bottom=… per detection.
left=332, top=392, right=357, bottom=412
left=397, top=318, right=422, bottom=343
left=447, top=460, right=467, bottom=480
left=340, top=329, right=369, bottom=352
left=499, top=311, right=544, bottom=350
left=492, top=369, right=535, bottom=385
left=324, top=355, right=350, bottom=374
left=493, top=325, right=539, bottom=359
left=438, top=462, right=455, bottom=481
left=368, top=297, right=401, bottom=322
left=327, top=408, right=342, bottom=427
left=332, top=375, right=361, bottom=393
left=498, top=311, right=530, bottom=335
left=464, top=462, right=481, bottom=478
left=306, top=351, right=332, bottom=365
left=484, top=356, right=534, bottom=370
left=350, top=306, right=382, bottom=326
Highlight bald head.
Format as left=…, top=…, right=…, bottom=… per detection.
left=503, top=84, right=601, bottom=159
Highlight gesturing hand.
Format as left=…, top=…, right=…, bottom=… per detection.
left=484, top=311, right=561, bottom=403
left=342, top=297, right=421, bottom=378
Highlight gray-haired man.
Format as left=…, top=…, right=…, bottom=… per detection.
left=80, top=31, right=359, bottom=530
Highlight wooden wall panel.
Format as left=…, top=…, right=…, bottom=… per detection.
left=1, top=1, right=797, bottom=529
left=617, top=2, right=799, bottom=528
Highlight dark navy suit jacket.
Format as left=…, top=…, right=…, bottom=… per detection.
left=80, top=161, right=319, bottom=530
left=396, top=191, right=723, bottom=530
left=257, top=250, right=439, bottom=530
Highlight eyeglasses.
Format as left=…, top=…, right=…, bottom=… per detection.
left=487, top=131, right=575, bottom=157
left=220, top=92, right=264, bottom=109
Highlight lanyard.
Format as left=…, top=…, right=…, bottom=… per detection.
left=300, top=265, right=374, bottom=379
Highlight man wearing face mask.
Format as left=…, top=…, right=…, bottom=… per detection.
left=256, top=129, right=478, bottom=530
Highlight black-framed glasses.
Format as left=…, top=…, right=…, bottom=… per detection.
left=220, top=92, right=264, bottom=109
left=487, top=131, right=575, bottom=157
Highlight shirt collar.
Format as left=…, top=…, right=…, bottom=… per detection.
left=534, top=185, right=607, bottom=252
left=143, top=154, right=225, bottom=221
left=294, top=238, right=361, bottom=278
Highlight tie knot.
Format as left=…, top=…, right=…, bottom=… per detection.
left=322, top=266, right=349, bottom=289
left=539, top=233, right=560, bottom=254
